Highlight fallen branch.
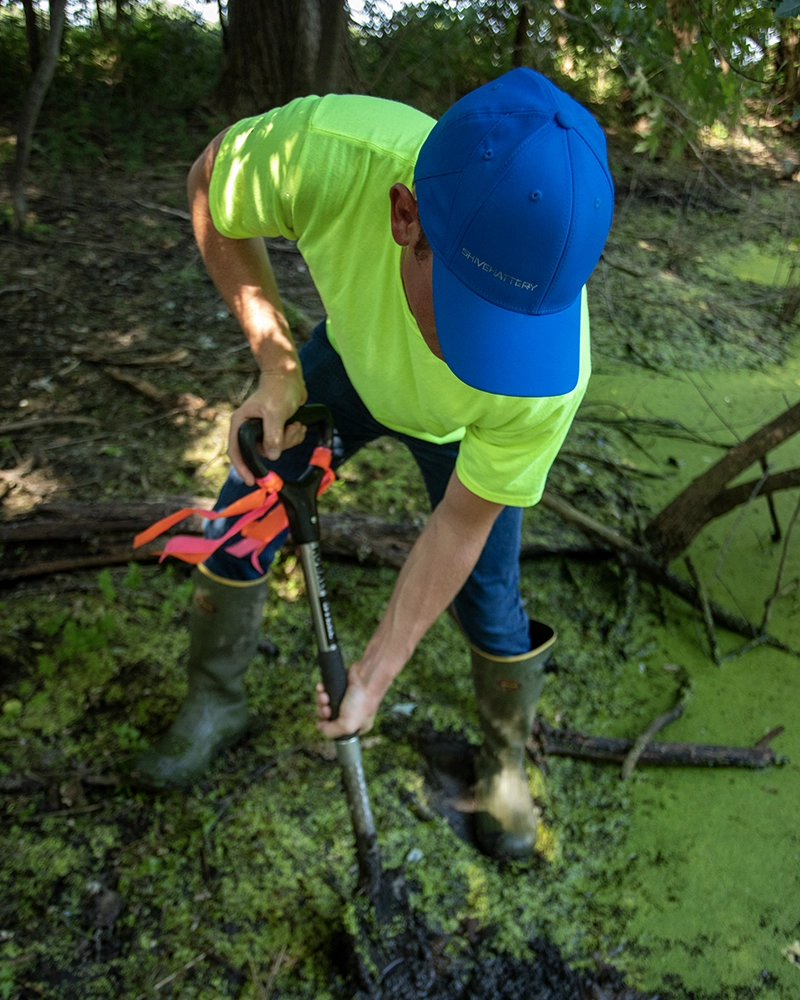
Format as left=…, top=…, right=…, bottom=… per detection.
left=540, top=491, right=798, bottom=656
left=103, top=366, right=206, bottom=414
left=0, top=499, right=208, bottom=543
left=645, top=399, right=800, bottom=560
left=531, top=719, right=787, bottom=769
left=132, top=953, right=209, bottom=1000
left=132, top=198, right=191, bottom=221
left=0, top=550, right=157, bottom=582
left=0, top=771, right=121, bottom=793
left=0, top=502, right=601, bottom=581
left=684, top=557, right=721, bottom=666
left=0, top=416, right=100, bottom=435
left=71, top=345, right=191, bottom=368
left=707, top=467, right=800, bottom=523
left=760, top=491, right=800, bottom=633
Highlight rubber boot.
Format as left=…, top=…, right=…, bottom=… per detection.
left=134, top=567, right=268, bottom=788
left=471, top=620, right=556, bottom=860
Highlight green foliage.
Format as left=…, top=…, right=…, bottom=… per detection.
left=0, top=566, right=192, bottom=740
left=355, top=2, right=518, bottom=117
left=0, top=2, right=223, bottom=167
left=354, top=1, right=792, bottom=153
left=2, top=0, right=795, bottom=169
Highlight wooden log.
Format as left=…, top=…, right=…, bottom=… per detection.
left=0, top=500, right=601, bottom=582
left=531, top=719, right=787, bottom=769
left=0, top=498, right=208, bottom=542
left=645, top=400, right=800, bottom=561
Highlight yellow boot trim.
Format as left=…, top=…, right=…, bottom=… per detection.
left=197, top=563, right=268, bottom=588
left=468, top=627, right=556, bottom=663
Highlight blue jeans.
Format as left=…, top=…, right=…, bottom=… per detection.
left=204, top=322, right=530, bottom=656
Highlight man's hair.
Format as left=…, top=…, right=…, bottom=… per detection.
left=413, top=226, right=432, bottom=263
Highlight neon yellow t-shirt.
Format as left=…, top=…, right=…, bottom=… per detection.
left=209, top=93, right=590, bottom=507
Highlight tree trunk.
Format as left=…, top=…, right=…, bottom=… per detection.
left=95, top=0, right=108, bottom=39
left=10, top=0, right=67, bottom=232
left=21, top=0, right=41, bottom=73
left=775, top=23, right=800, bottom=111
left=218, top=0, right=356, bottom=118
left=511, top=3, right=530, bottom=69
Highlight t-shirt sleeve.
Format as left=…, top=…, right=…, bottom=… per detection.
left=208, top=96, right=319, bottom=241
left=455, top=385, right=586, bottom=506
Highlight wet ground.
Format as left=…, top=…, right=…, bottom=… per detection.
left=1, top=136, right=799, bottom=1000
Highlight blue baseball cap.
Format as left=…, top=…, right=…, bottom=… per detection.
left=414, top=68, right=614, bottom=397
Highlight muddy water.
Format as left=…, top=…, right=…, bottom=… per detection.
left=583, top=318, right=800, bottom=996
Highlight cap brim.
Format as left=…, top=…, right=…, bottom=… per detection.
left=432, top=256, right=582, bottom=397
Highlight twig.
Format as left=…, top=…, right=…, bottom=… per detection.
left=760, top=457, right=782, bottom=542
left=132, top=198, right=191, bottom=221
left=600, top=254, right=646, bottom=279
left=249, top=944, right=287, bottom=1000
left=264, top=943, right=288, bottom=999
left=38, top=802, right=105, bottom=818
left=72, top=344, right=191, bottom=367
left=560, top=449, right=668, bottom=480
left=686, top=0, right=768, bottom=86
left=38, top=407, right=193, bottom=450
left=621, top=671, right=694, bottom=779
left=684, top=557, right=722, bottom=666
left=0, top=549, right=157, bottom=583
left=103, top=367, right=170, bottom=403
left=0, top=416, right=100, bottom=434
left=710, top=463, right=772, bottom=583
left=101, top=367, right=206, bottom=414
left=685, top=372, right=742, bottom=444
left=132, top=952, right=209, bottom=1000
left=754, top=726, right=786, bottom=751
left=722, top=633, right=771, bottom=662
left=0, top=283, right=81, bottom=308
left=575, top=410, right=736, bottom=450
left=761, top=492, right=800, bottom=632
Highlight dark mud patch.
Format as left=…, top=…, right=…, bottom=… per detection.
left=344, top=912, right=650, bottom=1000
left=415, top=725, right=478, bottom=849
left=336, top=732, right=652, bottom=1000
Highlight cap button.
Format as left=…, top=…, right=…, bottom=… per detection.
left=555, top=110, right=574, bottom=129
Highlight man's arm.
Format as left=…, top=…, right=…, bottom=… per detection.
left=187, top=131, right=308, bottom=485
left=316, top=470, right=504, bottom=737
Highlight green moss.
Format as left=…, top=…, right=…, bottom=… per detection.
left=2, top=176, right=799, bottom=998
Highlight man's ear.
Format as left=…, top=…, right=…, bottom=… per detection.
left=389, top=183, right=420, bottom=247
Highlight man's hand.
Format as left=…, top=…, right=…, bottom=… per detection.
left=228, top=368, right=308, bottom=485
left=313, top=471, right=504, bottom=740
left=315, top=672, right=379, bottom=738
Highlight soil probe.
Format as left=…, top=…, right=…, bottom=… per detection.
left=239, top=407, right=383, bottom=904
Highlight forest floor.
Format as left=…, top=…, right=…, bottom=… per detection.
left=1, top=125, right=799, bottom=1000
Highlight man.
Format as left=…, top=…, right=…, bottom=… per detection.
left=135, top=67, right=614, bottom=861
